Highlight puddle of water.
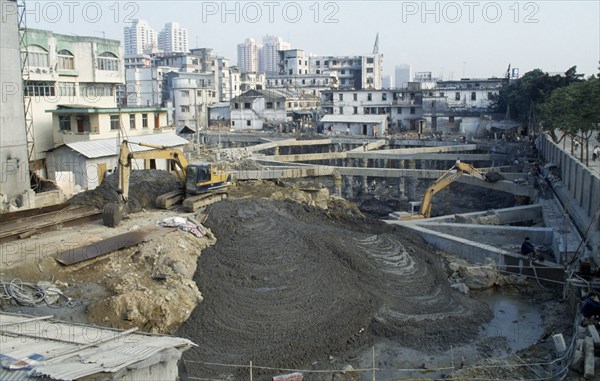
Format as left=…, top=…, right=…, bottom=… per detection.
left=481, top=294, right=544, bottom=352
left=349, top=293, right=544, bottom=381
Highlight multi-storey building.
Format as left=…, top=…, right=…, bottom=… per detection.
left=310, top=54, right=382, bottom=90
left=124, top=19, right=158, bottom=56
left=163, top=71, right=219, bottom=130
left=320, top=88, right=423, bottom=132
left=1, top=0, right=31, bottom=202
left=158, top=22, right=188, bottom=53
left=230, top=89, right=286, bottom=130
left=259, top=35, right=290, bottom=75
left=20, top=29, right=124, bottom=168
left=278, top=49, right=310, bottom=76
left=237, top=38, right=261, bottom=73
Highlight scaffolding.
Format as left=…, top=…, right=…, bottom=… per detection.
left=17, top=0, right=37, bottom=189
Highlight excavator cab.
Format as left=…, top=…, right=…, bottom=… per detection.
left=186, top=163, right=231, bottom=195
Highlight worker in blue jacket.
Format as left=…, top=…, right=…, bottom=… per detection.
left=581, top=292, right=600, bottom=318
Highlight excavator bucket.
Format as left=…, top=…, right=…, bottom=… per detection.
left=484, top=172, right=504, bottom=183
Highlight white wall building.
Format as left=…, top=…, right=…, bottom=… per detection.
left=158, top=22, right=189, bottom=53
left=164, top=72, right=219, bottom=130
left=320, top=89, right=423, bottom=131
left=21, top=29, right=124, bottom=169
left=124, top=19, right=158, bottom=56
left=230, top=89, right=286, bottom=130
left=259, top=35, right=290, bottom=75
left=310, top=54, right=382, bottom=90
left=237, top=38, right=261, bottom=73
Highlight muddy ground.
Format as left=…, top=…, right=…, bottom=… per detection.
left=0, top=173, right=575, bottom=380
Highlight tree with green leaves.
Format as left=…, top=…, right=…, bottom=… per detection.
left=541, top=76, right=600, bottom=165
left=489, top=66, right=584, bottom=133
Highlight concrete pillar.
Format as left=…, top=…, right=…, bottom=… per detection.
left=406, top=159, right=417, bottom=201
left=333, top=171, right=342, bottom=198
left=344, top=175, right=354, bottom=199
left=398, top=160, right=406, bottom=199
left=362, top=158, right=369, bottom=193
left=274, top=147, right=279, bottom=155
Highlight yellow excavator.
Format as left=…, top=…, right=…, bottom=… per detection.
left=396, top=160, right=500, bottom=220
left=103, top=140, right=231, bottom=227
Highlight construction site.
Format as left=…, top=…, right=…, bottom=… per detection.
left=1, top=129, right=600, bottom=381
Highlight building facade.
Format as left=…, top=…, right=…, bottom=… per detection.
left=394, top=64, right=412, bottom=89
left=124, top=19, right=158, bottom=56
left=158, top=22, right=189, bottom=53
left=310, top=54, right=382, bottom=90
left=1, top=0, right=31, bottom=201
left=259, top=35, right=290, bottom=76
left=21, top=28, right=124, bottom=169
left=230, top=89, right=286, bottom=130
left=237, top=38, right=261, bottom=73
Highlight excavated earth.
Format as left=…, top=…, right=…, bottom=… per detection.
left=177, top=196, right=493, bottom=379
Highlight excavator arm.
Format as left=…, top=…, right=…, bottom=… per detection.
left=418, top=161, right=489, bottom=218
left=116, top=140, right=189, bottom=203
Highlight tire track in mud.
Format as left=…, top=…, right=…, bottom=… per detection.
left=178, top=198, right=491, bottom=379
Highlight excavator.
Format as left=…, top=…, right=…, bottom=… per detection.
left=393, top=160, right=500, bottom=220
left=102, top=140, right=231, bottom=227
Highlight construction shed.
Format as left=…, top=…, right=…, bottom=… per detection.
left=320, top=114, right=388, bottom=137
left=0, top=312, right=195, bottom=380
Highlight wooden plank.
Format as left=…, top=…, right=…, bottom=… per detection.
left=54, top=226, right=175, bottom=265
left=0, top=203, right=69, bottom=223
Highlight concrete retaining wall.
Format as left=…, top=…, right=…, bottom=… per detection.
left=539, top=134, right=600, bottom=262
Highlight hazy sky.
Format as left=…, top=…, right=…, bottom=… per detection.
left=25, top=0, right=599, bottom=79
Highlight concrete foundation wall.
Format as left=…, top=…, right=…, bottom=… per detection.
left=539, top=134, right=600, bottom=263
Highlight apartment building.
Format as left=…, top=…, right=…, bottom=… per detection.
left=310, top=53, right=382, bottom=90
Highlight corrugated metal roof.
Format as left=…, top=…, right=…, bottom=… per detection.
left=320, top=114, right=387, bottom=124
left=0, top=312, right=194, bottom=380
left=64, top=133, right=189, bottom=159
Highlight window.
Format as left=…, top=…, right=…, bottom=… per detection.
left=382, top=93, right=387, bottom=101
left=110, top=115, right=120, bottom=130
left=181, top=105, right=189, bottom=112
left=244, top=102, right=251, bottom=109
left=129, top=114, right=136, bottom=129
left=24, top=81, right=55, bottom=97
left=366, top=68, right=374, bottom=73
left=316, top=60, right=320, bottom=66
left=79, top=83, right=113, bottom=97
left=246, top=120, right=251, bottom=126
left=58, top=115, right=71, bottom=131
left=341, top=70, right=345, bottom=75
left=471, top=92, right=476, bottom=101
left=338, top=94, right=343, bottom=101
left=366, top=57, right=374, bottom=64
left=266, top=102, right=273, bottom=109
left=231, top=120, right=235, bottom=126
left=338, top=106, right=343, bottom=114
left=57, top=50, right=75, bottom=70
left=410, top=107, right=416, bottom=114
left=181, top=90, right=189, bottom=97
left=234, top=103, right=239, bottom=109
left=142, top=113, right=148, bottom=128
left=367, top=93, right=372, bottom=101
left=440, top=92, right=444, bottom=97
left=57, top=82, right=75, bottom=96
left=353, top=106, right=358, bottom=114
left=97, top=52, right=119, bottom=71
left=449, top=116, right=455, bottom=123
left=352, top=93, right=357, bottom=101
left=23, top=45, right=49, bottom=67
left=487, top=92, right=493, bottom=99
left=455, top=92, right=461, bottom=101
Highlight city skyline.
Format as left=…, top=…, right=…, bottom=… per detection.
left=22, top=1, right=600, bottom=79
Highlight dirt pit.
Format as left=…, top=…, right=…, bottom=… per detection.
left=177, top=197, right=498, bottom=379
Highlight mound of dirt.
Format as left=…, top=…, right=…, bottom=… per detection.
left=177, top=198, right=492, bottom=379
left=69, top=169, right=180, bottom=212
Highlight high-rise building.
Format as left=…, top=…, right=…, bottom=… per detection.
left=158, top=22, right=189, bottom=53
left=237, top=38, right=261, bottom=73
left=259, top=35, right=290, bottom=75
left=124, top=19, right=157, bottom=56
left=394, top=64, right=412, bottom=88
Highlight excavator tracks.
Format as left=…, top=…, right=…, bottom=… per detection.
left=182, top=191, right=227, bottom=212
